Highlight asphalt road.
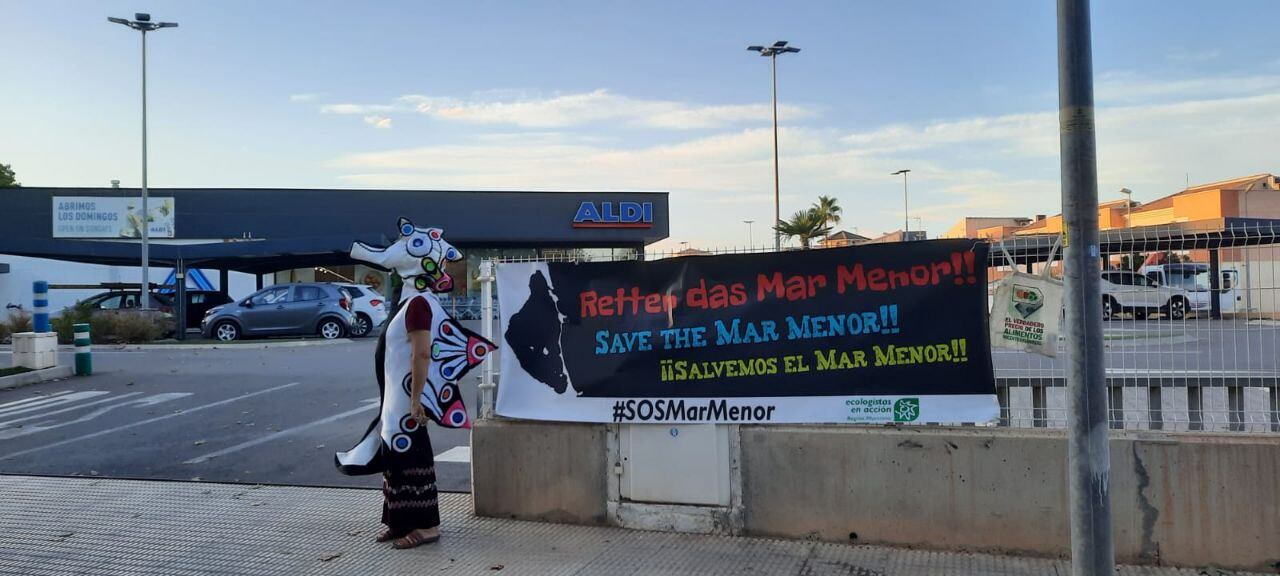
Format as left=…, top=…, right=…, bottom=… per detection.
left=0, top=318, right=1275, bottom=492
left=992, top=318, right=1280, bottom=378
left=0, top=337, right=477, bottom=492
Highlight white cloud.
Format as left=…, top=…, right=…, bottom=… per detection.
left=289, top=93, right=319, bottom=102
left=321, top=103, right=398, bottom=115
left=325, top=89, right=810, bottom=130
left=326, top=72, right=1280, bottom=247
left=363, top=115, right=393, bottom=129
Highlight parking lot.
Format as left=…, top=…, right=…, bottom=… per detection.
left=1, top=316, right=1274, bottom=492
left=0, top=337, right=477, bottom=492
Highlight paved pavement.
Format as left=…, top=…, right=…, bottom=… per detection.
left=0, top=337, right=476, bottom=491
left=0, top=475, right=1267, bottom=576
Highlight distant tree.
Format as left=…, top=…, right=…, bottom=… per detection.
left=813, top=195, right=842, bottom=229
left=0, top=163, right=17, bottom=187
left=775, top=208, right=832, bottom=249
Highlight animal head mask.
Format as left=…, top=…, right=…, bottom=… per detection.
left=350, top=217, right=463, bottom=293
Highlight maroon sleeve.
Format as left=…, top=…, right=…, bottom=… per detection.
left=404, top=296, right=434, bottom=333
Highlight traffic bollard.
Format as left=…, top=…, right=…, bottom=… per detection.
left=33, top=281, right=50, bottom=333
left=74, top=323, right=92, bottom=376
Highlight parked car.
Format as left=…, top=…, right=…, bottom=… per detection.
left=1139, top=263, right=1239, bottom=316
left=201, top=283, right=355, bottom=341
left=79, top=290, right=174, bottom=313
left=335, top=283, right=389, bottom=337
left=1100, top=270, right=1191, bottom=320
left=157, top=290, right=234, bottom=329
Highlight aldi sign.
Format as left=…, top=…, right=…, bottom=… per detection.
left=573, top=201, right=654, bottom=229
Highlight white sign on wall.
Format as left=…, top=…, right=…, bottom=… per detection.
left=52, top=196, right=175, bottom=239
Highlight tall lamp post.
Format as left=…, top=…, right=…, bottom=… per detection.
left=109, top=13, right=178, bottom=310
left=1120, top=187, right=1134, bottom=270
left=748, top=41, right=801, bottom=252
left=892, top=169, right=911, bottom=236
left=743, top=219, right=755, bottom=248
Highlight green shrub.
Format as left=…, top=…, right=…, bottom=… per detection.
left=51, top=305, right=172, bottom=344
left=52, top=304, right=94, bottom=344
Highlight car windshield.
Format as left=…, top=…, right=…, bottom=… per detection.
left=1162, top=269, right=1202, bottom=290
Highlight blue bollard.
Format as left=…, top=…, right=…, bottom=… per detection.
left=33, top=281, right=50, bottom=333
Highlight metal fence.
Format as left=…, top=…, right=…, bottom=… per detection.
left=478, top=222, right=1280, bottom=433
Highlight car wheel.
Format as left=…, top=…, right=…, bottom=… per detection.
left=1102, top=297, right=1119, bottom=320
left=318, top=318, right=345, bottom=340
left=1166, top=297, right=1187, bottom=320
left=351, top=313, right=372, bottom=338
left=214, top=321, right=240, bottom=342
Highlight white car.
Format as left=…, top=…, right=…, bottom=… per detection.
left=1100, top=270, right=1190, bottom=320
left=336, top=283, right=389, bottom=337
left=1139, top=263, right=1239, bottom=316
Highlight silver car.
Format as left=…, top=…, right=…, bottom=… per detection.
left=201, top=283, right=355, bottom=341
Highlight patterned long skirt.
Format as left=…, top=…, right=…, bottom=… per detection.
left=381, top=426, right=440, bottom=534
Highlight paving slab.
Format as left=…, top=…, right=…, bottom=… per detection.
left=0, top=475, right=1265, bottom=576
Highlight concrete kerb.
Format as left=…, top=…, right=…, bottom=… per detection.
left=0, top=365, right=74, bottom=391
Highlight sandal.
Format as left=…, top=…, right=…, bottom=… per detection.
left=375, top=528, right=402, bottom=543
left=392, top=528, right=440, bottom=549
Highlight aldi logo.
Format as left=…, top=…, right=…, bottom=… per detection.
left=573, top=201, right=654, bottom=229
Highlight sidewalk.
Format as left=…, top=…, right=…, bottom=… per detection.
left=0, top=475, right=1261, bottom=576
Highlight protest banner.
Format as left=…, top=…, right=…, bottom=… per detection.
left=496, top=239, right=998, bottom=424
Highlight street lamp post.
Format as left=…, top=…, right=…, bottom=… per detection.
left=743, top=219, right=755, bottom=248
left=748, top=41, right=801, bottom=252
left=892, top=169, right=911, bottom=236
left=109, top=13, right=178, bottom=310
left=1120, top=187, right=1135, bottom=270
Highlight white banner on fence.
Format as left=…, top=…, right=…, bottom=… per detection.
left=52, top=196, right=175, bottom=239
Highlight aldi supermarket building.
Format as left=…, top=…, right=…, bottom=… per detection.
left=0, top=187, right=669, bottom=316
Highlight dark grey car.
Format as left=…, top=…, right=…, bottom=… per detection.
left=200, top=283, right=355, bottom=341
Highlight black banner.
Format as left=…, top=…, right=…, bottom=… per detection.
left=498, top=240, right=997, bottom=423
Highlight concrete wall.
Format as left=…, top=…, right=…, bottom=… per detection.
left=471, top=420, right=1280, bottom=570
left=739, top=426, right=1280, bottom=571
left=471, top=419, right=609, bottom=525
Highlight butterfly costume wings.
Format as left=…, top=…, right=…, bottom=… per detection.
left=335, top=218, right=496, bottom=475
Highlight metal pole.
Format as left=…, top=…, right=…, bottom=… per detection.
left=140, top=30, right=151, bottom=310
left=771, top=53, right=781, bottom=252
left=1056, top=1, right=1115, bottom=574
left=902, top=171, right=910, bottom=234
left=175, top=259, right=187, bottom=341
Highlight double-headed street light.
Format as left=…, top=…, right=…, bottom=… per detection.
left=109, top=13, right=178, bottom=310
left=892, top=169, right=911, bottom=235
left=748, top=41, right=801, bottom=252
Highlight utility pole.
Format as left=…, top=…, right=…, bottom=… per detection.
left=1057, top=1, right=1115, bottom=574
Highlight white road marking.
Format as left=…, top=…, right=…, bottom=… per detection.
left=0, top=393, right=191, bottom=440
left=434, top=446, right=471, bottom=463
left=184, top=398, right=378, bottom=465
left=0, top=390, right=73, bottom=410
left=0, top=391, right=112, bottom=418
left=0, top=392, right=142, bottom=429
left=0, top=382, right=300, bottom=462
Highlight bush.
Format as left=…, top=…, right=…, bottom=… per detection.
left=1, top=310, right=33, bottom=343
left=51, top=305, right=173, bottom=344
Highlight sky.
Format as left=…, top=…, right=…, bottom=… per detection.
left=2, top=0, right=1278, bottom=251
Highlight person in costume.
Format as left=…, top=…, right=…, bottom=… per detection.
left=335, top=218, right=496, bottom=549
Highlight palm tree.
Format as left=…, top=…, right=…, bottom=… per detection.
left=775, top=208, right=832, bottom=249
left=813, top=195, right=842, bottom=229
